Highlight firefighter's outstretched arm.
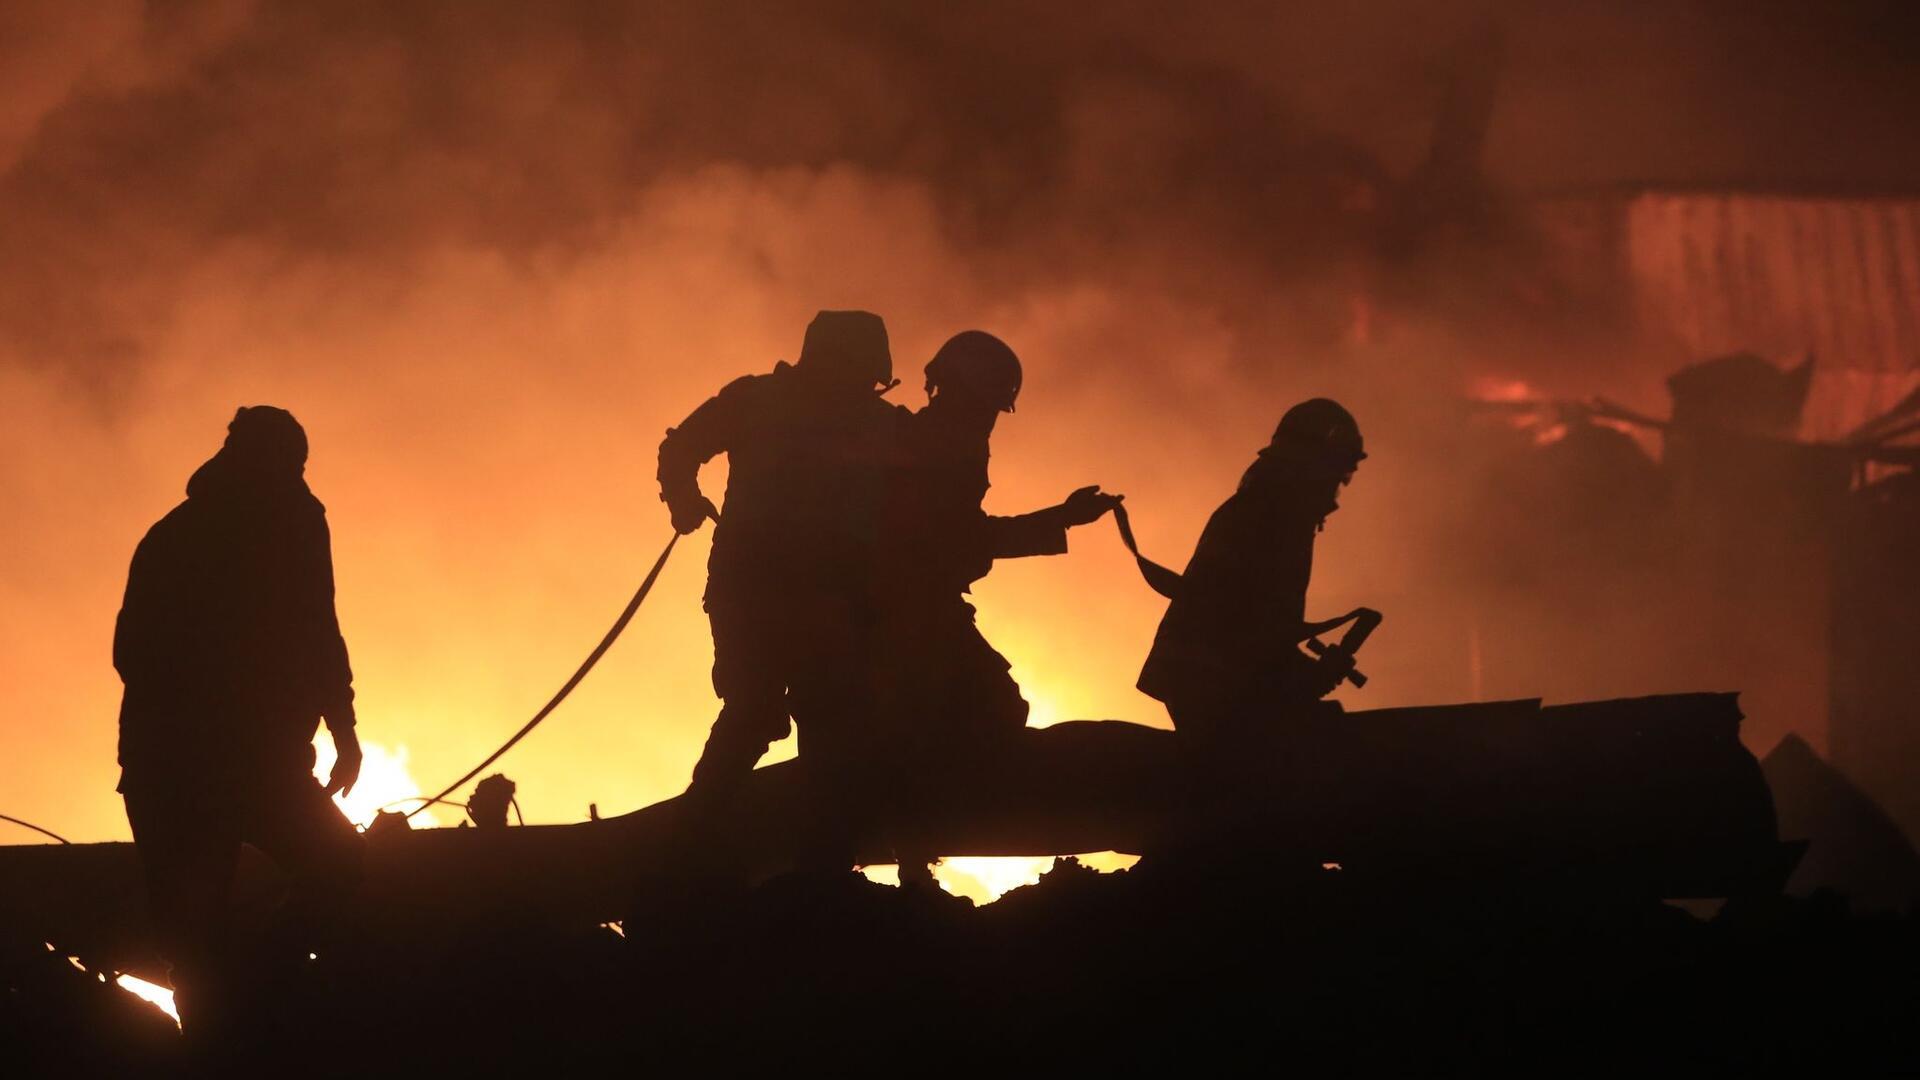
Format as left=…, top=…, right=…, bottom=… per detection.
left=658, top=378, right=751, bottom=534
left=983, top=484, right=1122, bottom=559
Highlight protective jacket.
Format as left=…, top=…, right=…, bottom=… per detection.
left=870, top=407, right=1069, bottom=752
left=1137, top=452, right=1332, bottom=722
left=115, top=451, right=354, bottom=784
left=881, top=407, right=1067, bottom=601
left=659, top=362, right=904, bottom=602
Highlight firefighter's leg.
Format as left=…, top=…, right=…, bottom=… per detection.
left=889, top=608, right=1026, bottom=890
left=687, top=597, right=792, bottom=799
left=661, top=596, right=794, bottom=893
left=792, top=714, right=886, bottom=875
left=688, top=698, right=788, bottom=795
left=244, top=774, right=365, bottom=958
left=1164, top=695, right=1252, bottom=854
left=123, top=781, right=242, bottom=1042
left=788, top=596, right=879, bottom=875
left=953, top=612, right=1030, bottom=736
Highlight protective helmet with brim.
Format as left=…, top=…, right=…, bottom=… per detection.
left=1268, top=397, right=1365, bottom=464
left=925, top=330, right=1023, bottom=413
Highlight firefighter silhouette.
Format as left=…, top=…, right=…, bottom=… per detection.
left=872, top=330, right=1119, bottom=887
left=658, top=311, right=904, bottom=868
left=1139, top=399, right=1368, bottom=739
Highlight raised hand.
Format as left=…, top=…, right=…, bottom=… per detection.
left=1060, top=485, right=1124, bottom=527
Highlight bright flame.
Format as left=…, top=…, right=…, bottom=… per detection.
left=1011, top=683, right=1073, bottom=731
left=58, top=947, right=181, bottom=1029
left=312, top=730, right=440, bottom=829
left=861, top=852, right=1141, bottom=905
left=937, top=856, right=1054, bottom=903
left=115, top=974, right=180, bottom=1027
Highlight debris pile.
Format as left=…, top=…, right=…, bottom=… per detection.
left=6, top=847, right=1919, bottom=1073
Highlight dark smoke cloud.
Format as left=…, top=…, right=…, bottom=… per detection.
left=0, top=1, right=1405, bottom=381
left=4, top=1, right=1915, bottom=839
left=9, top=0, right=1910, bottom=382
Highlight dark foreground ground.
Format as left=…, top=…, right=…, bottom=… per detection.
left=6, top=855, right=1918, bottom=1075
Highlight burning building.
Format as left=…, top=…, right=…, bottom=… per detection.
left=1508, top=184, right=1920, bottom=837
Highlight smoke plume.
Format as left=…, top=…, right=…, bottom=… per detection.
left=4, top=1, right=1915, bottom=839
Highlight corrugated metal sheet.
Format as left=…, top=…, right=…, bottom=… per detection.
left=1623, top=193, right=1920, bottom=440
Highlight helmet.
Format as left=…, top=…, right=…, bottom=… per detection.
left=1270, top=398, right=1365, bottom=466
left=796, top=310, right=892, bottom=388
left=924, top=330, right=1023, bottom=413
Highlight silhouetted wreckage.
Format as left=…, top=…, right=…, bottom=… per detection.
left=1764, top=734, right=1920, bottom=913
left=1460, top=352, right=1920, bottom=802
left=0, top=939, right=180, bottom=1076
left=5, top=694, right=1918, bottom=1069
left=0, top=694, right=1777, bottom=954
left=1832, top=468, right=1920, bottom=842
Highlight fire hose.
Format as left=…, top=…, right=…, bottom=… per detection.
left=406, top=531, right=682, bottom=819
left=1111, top=502, right=1380, bottom=689
left=411, top=495, right=1376, bottom=820
left=0, top=812, right=71, bottom=844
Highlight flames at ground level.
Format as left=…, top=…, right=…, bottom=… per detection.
left=311, top=730, right=1137, bottom=905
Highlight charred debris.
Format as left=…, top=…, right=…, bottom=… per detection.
left=5, top=694, right=1920, bottom=1073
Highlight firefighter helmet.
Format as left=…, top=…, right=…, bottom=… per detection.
left=796, top=309, right=892, bottom=388
left=1270, top=398, right=1365, bottom=465
left=925, top=330, right=1023, bottom=413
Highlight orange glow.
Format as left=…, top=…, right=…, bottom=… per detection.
left=312, top=730, right=441, bottom=830
left=0, top=4, right=1845, bottom=851
left=53, top=944, right=182, bottom=1028
left=936, top=857, right=1055, bottom=903
left=862, top=853, right=1141, bottom=905
left=1468, top=376, right=1544, bottom=404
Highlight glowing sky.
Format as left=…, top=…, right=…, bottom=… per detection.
left=6, top=1, right=1915, bottom=844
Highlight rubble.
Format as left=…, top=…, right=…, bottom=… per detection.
left=1763, top=734, right=1920, bottom=911
left=5, top=692, right=1915, bottom=1072
left=8, top=846, right=1916, bottom=1073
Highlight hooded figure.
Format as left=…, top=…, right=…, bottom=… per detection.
left=116, top=406, right=359, bottom=780
left=114, top=405, right=364, bottom=1035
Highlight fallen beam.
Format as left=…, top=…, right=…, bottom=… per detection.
left=0, top=692, right=1786, bottom=980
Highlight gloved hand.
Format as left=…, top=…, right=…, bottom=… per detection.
left=1304, top=657, right=1349, bottom=700
left=667, top=492, right=720, bottom=535
left=324, top=725, right=363, bottom=798
left=1277, top=651, right=1346, bottom=703
left=1059, top=485, right=1123, bottom=527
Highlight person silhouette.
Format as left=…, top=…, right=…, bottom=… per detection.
left=113, top=405, right=365, bottom=1037
left=872, top=330, right=1120, bottom=888
left=1137, top=399, right=1367, bottom=836
left=658, top=311, right=905, bottom=861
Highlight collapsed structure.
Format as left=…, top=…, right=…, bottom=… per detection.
left=1526, top=186, right=1920, bottom=831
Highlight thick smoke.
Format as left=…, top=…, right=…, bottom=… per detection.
left=4, top=1, right=1915, bottom=840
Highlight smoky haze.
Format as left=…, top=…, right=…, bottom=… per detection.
left=3, top=0, right=1915, bottom=841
